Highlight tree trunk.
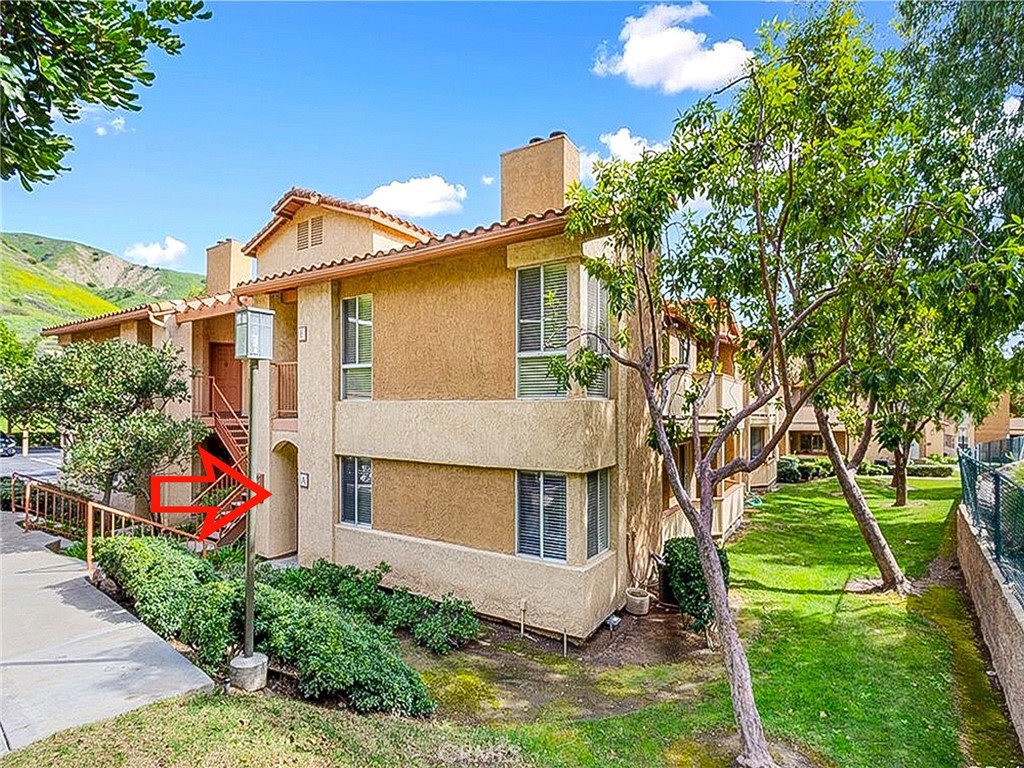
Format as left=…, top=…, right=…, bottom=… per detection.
left=695, top=487, right=777, bottom=768
left=101, top=487, right=112, bottom=507
left=846, top=394, right=876, bottom=471
left=892, top=445, right=909, bottom=507
left=814, top=405, right=911, bottom=594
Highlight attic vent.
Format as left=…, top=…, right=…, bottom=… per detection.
left=297, top=220, right=310, bottom=250
left=310, top=215, right=324, bottom=247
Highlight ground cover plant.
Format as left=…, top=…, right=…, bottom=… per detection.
left=11, top=477, right=1020, bottom=767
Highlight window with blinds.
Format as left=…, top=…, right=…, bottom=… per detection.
left=516, top=471, right=567, bottom=562
left=517, top=263, right=568, bottom=398
left=586, top=274, right=610, bottom=398
left=586, top=469, right=610, bottom=558
left=342, top=294, right=372, bottom=399
left=340, top=456, right=372, bottom=526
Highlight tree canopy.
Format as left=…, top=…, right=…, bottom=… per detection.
left=1, top=0, right=209, bottom=189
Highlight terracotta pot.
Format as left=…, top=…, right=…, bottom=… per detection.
left=625, top=587, right=651, bottom=616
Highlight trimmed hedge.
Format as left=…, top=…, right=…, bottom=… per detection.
left=778, top=455, right=836, bottom=483
left=663, top=537, right=729, bottom=632
left=262, top=560, right=479, bottom=654
left=94, top=537, right=215, bottom=637
left=179, top=578, right=435, bottom=715
left=856, top=461, right=887, bottom=476
left=778, top=455, right=800, bottom=483
left=907, top=461, right=955, bottom=477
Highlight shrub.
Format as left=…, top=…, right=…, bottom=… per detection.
left=856, top=461, right=886, bottom=477
left=662, top=537, right=730, bottom=632
left=94, top=537, right=215, bottom=637
left=907, top=462, right=954, bottom=477
left=410, top=594, right=480, bottom=654
left=0, top=477, right=12, bottom=511
left=777, top=455, right=801, bottom=483
left=180, top=580, right=239, bottom=671
left=62, top=540, right=87, bottom=560
left=928, top=453, right=957, bottom=465
left=797, top=457, right=834, bottom=481
left=205, top=542, right=246, bottom=572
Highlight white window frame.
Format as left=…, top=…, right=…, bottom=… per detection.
left=586, top=274, right=610, bottom=398
left=341, top=294, right=373, bottom=399
left=515, top=470, right=568, bottom=563
left=516, top=263, right=568, bottom=399
left=587, top=468, right=610, bottom=558
left=339, top=456, right=372, bottom=527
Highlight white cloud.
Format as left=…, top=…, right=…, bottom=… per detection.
left=124, top=235, right=188, bottom=267
left=359, top=175, right=467, bottom=217
left=94, top=115, right=127, bottom=137
left=593, top=3, right=752, bottom=94
left=481, top=175, right=495, bottom=186
left=580, top=128, right=668, bottom=183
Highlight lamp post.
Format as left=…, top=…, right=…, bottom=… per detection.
left=229, top=305, right=274, bottom=691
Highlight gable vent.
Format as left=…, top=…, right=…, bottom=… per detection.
left=310, top=215, right=324, bottom=247
left=297, top=220, right=310, bottom=250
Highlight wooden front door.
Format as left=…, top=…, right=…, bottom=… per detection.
left=210, top=343, right=242, bottom=413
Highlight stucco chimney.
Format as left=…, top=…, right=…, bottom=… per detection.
left=205, top=239, right=253, bottom=294
left=500, top=131, right=580, bottom=222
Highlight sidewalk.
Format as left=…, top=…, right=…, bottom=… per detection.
left=0, top=513, right=212, bottom=754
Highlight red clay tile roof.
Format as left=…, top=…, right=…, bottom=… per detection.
left=234, top=207, right=569, bottom=295
left=42, top=293, right=244, bottom=335
left=242, top=187, right=438, bottom=255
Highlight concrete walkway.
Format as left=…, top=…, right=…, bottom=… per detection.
left=0, top=513, right=212, bottom=754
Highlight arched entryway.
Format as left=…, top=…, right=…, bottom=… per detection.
left=268, top=440, right=299, bottom=556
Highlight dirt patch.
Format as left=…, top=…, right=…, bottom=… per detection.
left=406, top=607, right=724, bottom=723
left=666, top=732, right=824, bottom=767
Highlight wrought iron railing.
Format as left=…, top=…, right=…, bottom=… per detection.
left=959, top=450, right=1024, bottom=606
left=974, top=435, right=1024, bottom=465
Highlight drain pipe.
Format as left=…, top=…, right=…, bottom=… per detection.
left=562, top=628, right=568, bottom=658
left=519, top=598, right=526, bottom=637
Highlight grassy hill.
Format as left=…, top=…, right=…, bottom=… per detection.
left=0, top=232, right=205, bottom=342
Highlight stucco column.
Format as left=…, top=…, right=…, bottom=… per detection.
left=297, top=282, right=337, bottom=564
left=250, top=356, right=272, bottom=556
left=567, top=473, right=588, bottom=566
left=161, top=316, right=194, bottom=510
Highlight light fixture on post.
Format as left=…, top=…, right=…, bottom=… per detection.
left=229, top=305, right=275, bottom=692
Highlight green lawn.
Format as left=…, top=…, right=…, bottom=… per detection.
left=3, top=477, right=1019, bottom=768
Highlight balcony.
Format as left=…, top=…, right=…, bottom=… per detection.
left=666, top=374, right=745, bottom=421
left=335, top=398, right=616, bottom=473
left=273, top=361, right=298, bottom=418
left=662, top=477, right=745, bottom=543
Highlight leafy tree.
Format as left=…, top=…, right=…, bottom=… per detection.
left=1, top=0, right=210, bottom=189
left=1, top=340, right=207, bottom=505
left=0, top=320, right=38, bottom=432
left=562, top=5, right=953, bottom=763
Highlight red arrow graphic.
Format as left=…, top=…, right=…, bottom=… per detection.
left=150, top=447, right=271, bottom=541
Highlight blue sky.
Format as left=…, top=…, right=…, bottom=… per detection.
left=2, top=1, right=895, bottom=276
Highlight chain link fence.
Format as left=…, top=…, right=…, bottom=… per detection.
left=959, top=449, right=1024, bottom=607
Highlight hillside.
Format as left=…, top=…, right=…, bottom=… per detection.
left=0, top=232, right=205, bottom=341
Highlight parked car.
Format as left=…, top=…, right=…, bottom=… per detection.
left=0, top=433, right=17, bottom=458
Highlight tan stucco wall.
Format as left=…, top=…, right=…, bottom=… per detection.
left=977, top=392, right=1013, bottom=444
left=295, top=281, right=337, bottom=564
left=500, top=134, right=580, bottom=222
left=256, top=208, right=376, bottom=279
left=334, top=525, right=620, bottom=640
left=339, top=246, right=518, bottom=401
left=263, top=440, right=299, bottom=557
left=335, top=399, right=616, bottom=473
left=70, top=327, right=119, bottom=343
left=371, top=460, right=515, bottom=554
left=371, top=228, right=416, bottom=254
left=206, top=239, right=253, bottom=294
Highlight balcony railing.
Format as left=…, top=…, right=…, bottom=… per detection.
left=273, top=361, right=298, bottom=418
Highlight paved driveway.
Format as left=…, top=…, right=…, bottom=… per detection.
left=0, top=447, right=62, bottom=484
left=0, top=513, right=212, bottom=754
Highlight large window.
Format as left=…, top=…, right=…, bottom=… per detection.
left=587, top=469, right=610, bottom=558
left=586, top=275, right=610, bottom=398
left=517, top=263, right=568, bottom=398
left=342, top=294, right=372, bottom=399
left=340, top=456, right=372, bottom=526
left=516, top=471, right=567, bottom=561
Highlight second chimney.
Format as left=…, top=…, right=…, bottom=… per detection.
left=500, top=131, right=580, bottom=222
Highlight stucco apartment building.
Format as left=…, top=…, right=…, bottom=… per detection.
left=44, top=133, right=777, bottom=640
